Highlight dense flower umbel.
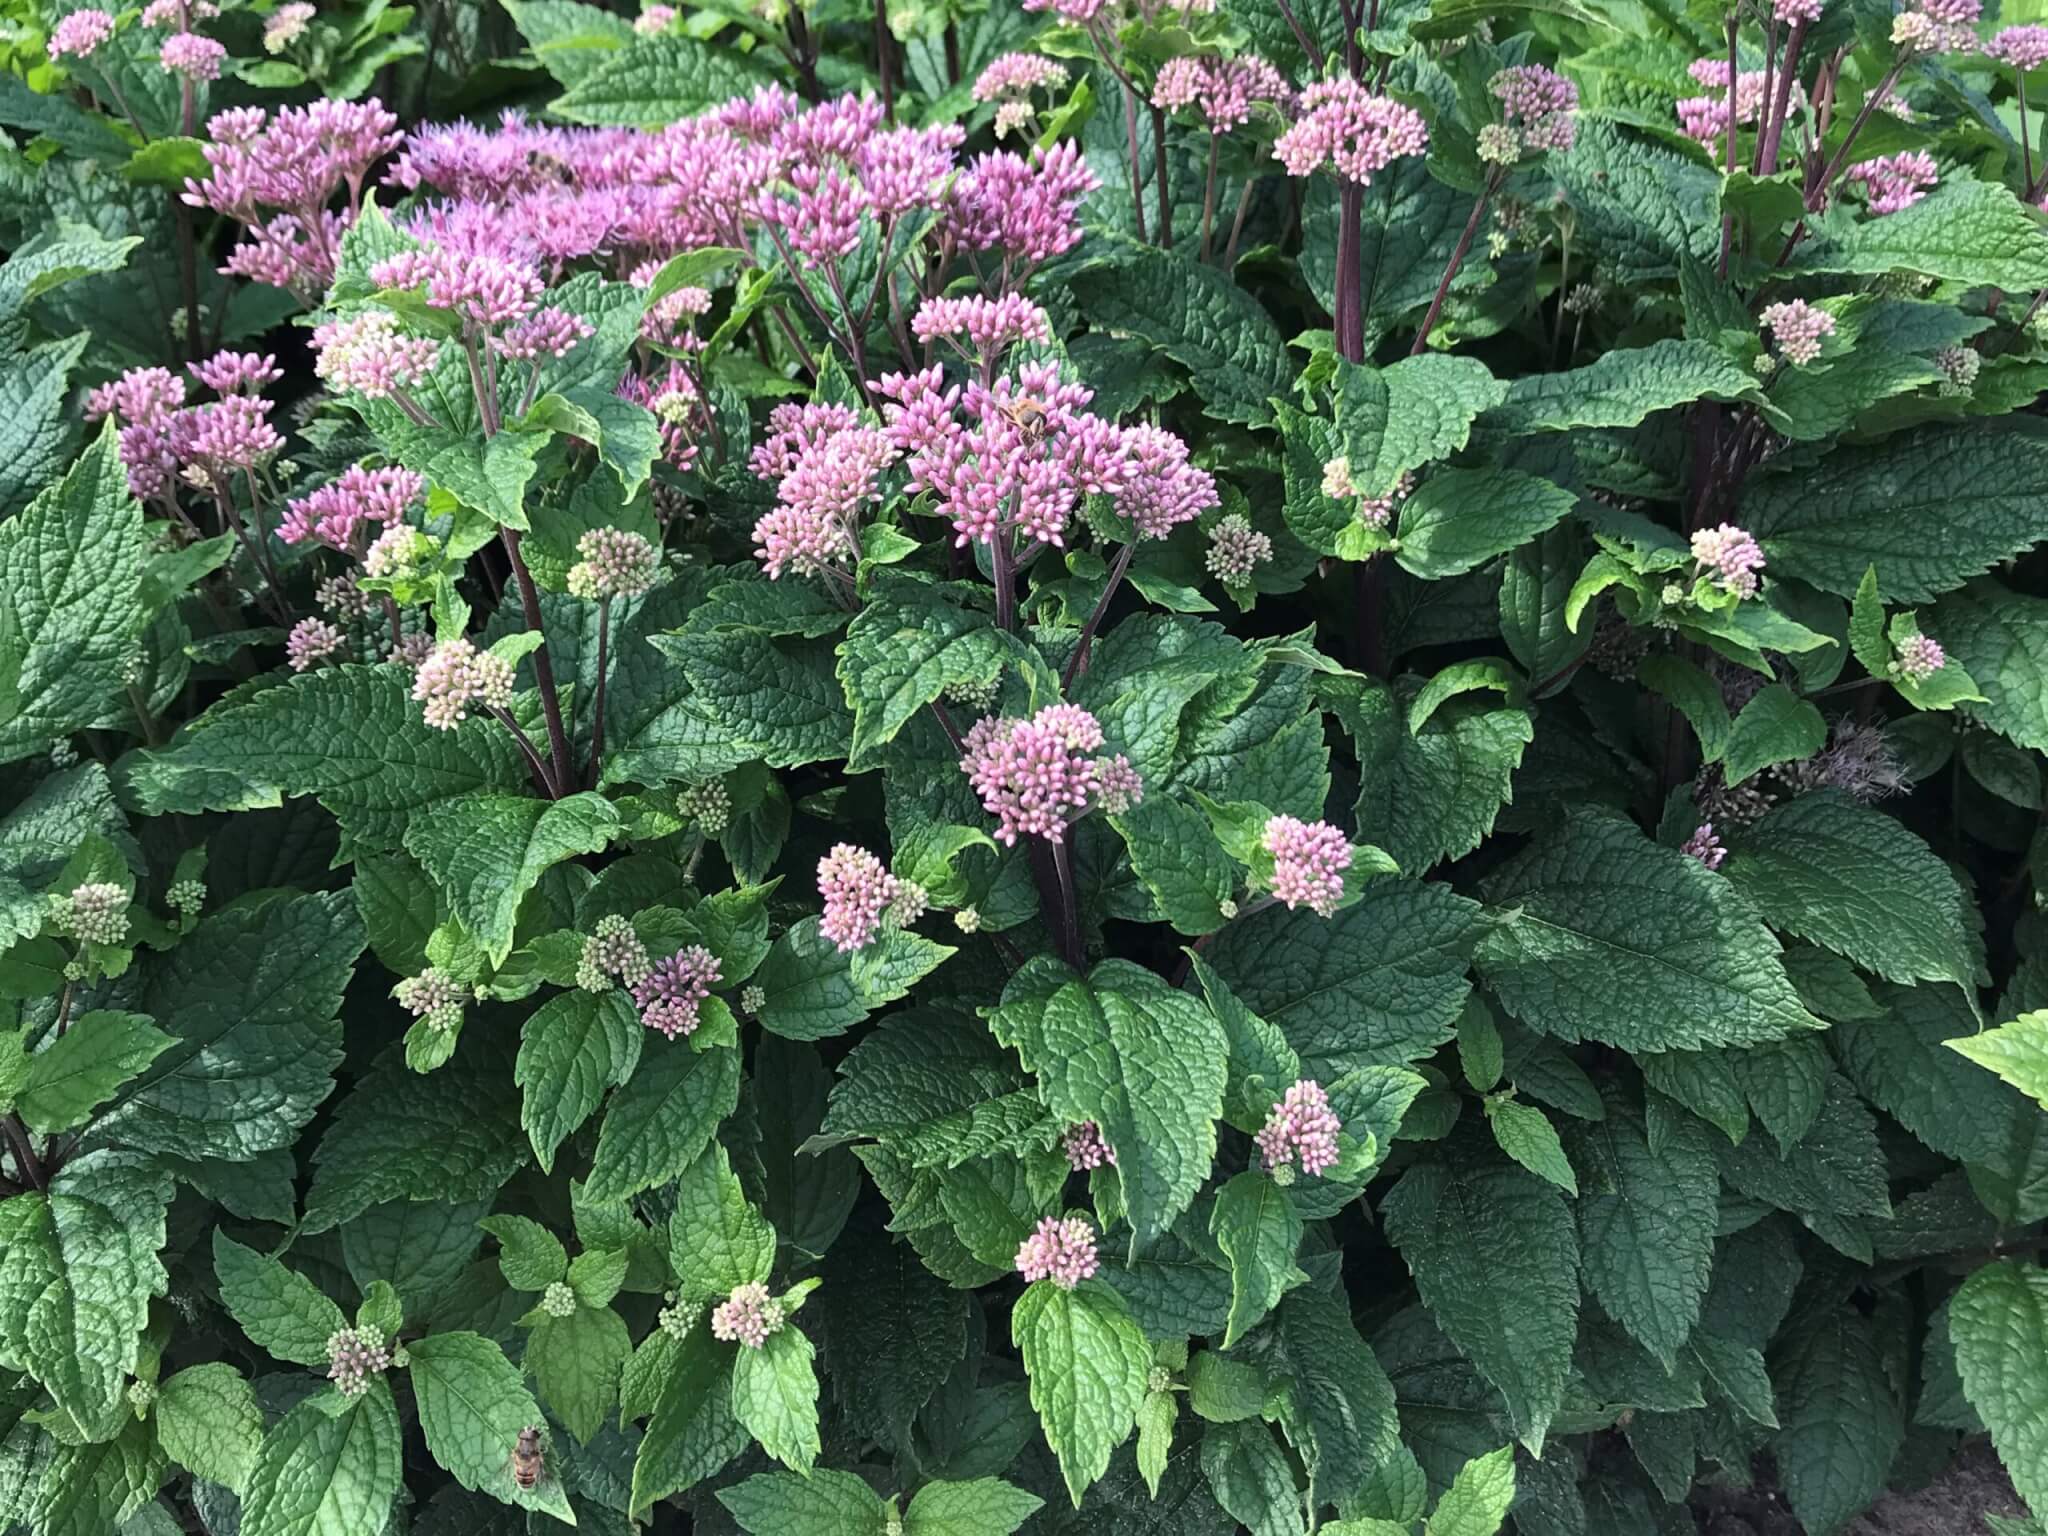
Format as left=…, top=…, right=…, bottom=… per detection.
left=1015, top=1216, right=1099, bottom=1289
left=1690, top=523, right=1768, bottom=599
left=1681, top=822, right=1728, bottom=870
left=1893, top=633, right=1947, bottom=682
left=412, top=639, right=516, bottom=729
left=749, top=403, right=895, bottom=579
left=912, top=293, right=1053, bottom=360
left=631, top=946, right=722, bottom=1038
left=281, top=465, right=426, bottom=549
left=1153, top=55, right=1292, bottom=132
left=1062, top=1121, right=1117, bottom=1171
left=1992, top=24, right=2048, bottom=68
left=567, top=529, right=661, bottom=601
left=190, top=351, right=281, bottom=396
left=818, top=844, right=899, bottom=952
left=677, top=780, right=732, bottom=834
left=1775, top=0, right=1822, bottom=21
left=1759, top=299, right=1835, bottom=366
left=1676, top=61, right=1772, bottom=146
left=1936, top=346, right=1981, bottom=394
left=962, top=705, right=1141, bottom=845
left=1323, top=459, right=1414, bottom=529
left=1263, top=815, right=1351, bottom=917
left=159, top=30, right=226, bottom=80
left=710, top=1283, right=785, bottom=1348
left=326, top=1327, right=391, bottom=1397
left=974, top=53, right=1069, bottom=136
left=48, top=9, right=115, bottom=59
left=541, top=1281, right=577, bottom=1318
left=1275, top=81, right=1429, bottom=185
left=1489, top=65, right=1579, bottom=153
left=63, top=882, right=129, bottom=946
left=1894, top=0, right=1980, bottom=53
left=313, top=312, right=439, bottom=398
left=1256, top=1079, right=1342, bottom=1176
left=286, top=618, right=345, bottom=672
left=1205, top=513, right=1273, bottom=584
left=1846, top=152, right=1938, bottom=215
left=264, top=1, right=314, bottom=51
left=578, top=914, right=652, bottom=991
left=396, top=967, right=466, bottom=1031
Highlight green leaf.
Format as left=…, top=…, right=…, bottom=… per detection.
left=0, top=425, right=143, bottom=763
left=1792, top=179, right=2048, bottom=290
left=1394, top=469, right=1577, bottom=580
left=16, top=1012, right=170, bottom=1133
left=1948, top=1010, right=2048, bottom=1112
left=516, top=989, right=640, bottom=1173
left=996, top=960, right=1226, bottom=1251
left=551, top=34, right=770, bottom=124
left=1569, top=1088, right=1718, bottom=1366
left=0, top=335, right=92, bottom=522
left=1638, top=656, right=1732, bottom=763
left=0, top=1151, right=168, bottom=1434
left=1724, top=793, right=1978, bottom=988
left=1335, top=354, right=1505, bottom=495
left=629, top=1325, right=746, bottom=1516
left=838, top=587, right=1006, bottom=769
left=1500, top=526, right=1593, bottom=688
left=1110, top=797, right=1236, bottom=936
left=477, top=1214, right=567, bottom=1292
left=501, top=0, right=634, bottom=84
left=1479, top=339, right=1755, bottom=436
left=213, top=1232, right=348, bottom=1368
left=1428, top=1445, right=1517, bottom=1536
left=717, top=1469, right=889, bottom=1536
left=32, top=1415, right=159, bottom=1536
left=1013, top=1280, right=1152, bottom=1505
left=155, top=1363, right=262, bottom=1496
left=1266, top=1284, right=1402, bottom=1506
left=585, top=1041, right=742, bottom=1202
left=1383, top=1158, right=1579, bottom=1453
left=731, top=1322, right=822, bottom=1473
left=1550, top=120, right=1719, bottom=284
left=1721, top=684, right=1827, bottom=786
left=1477, top=810, right=1823, bottom=1051
left=405, top=792, right=619, bottom=964
left=903, top=1477, right=1046, bottom=1536
left=1187, top=1351, right=1267, bottom=1424
left=408, top=1332, right=570, bottom=1518
left=1210, top=1170, right=1309, bottom=1348
left=1482, top=1098, right=1576, bottom=1195
left=1950, top=1259, right=2048, bottom=1525
left=1771, top=1304, right=1903, bottom=1535
left=1135, top=1388, right=1176, bottom=1498
left=1200, top=1418, right=1301, bottom=1535
left=668, top=1141, right=775, bottom=1300
left=1835, top=982, right=2020, bottom=1168
left=110, top=890, right=365, bottom=1161
left=240, top=1387, right=403, bottom=1536
left=526, top=1304, right=631, bottom=1444
left=1930, top=580, right=2048, bottom=752
left=1744, top=424, right=2048, bottom=602
left=1070, top=244, right=1291, bottom=427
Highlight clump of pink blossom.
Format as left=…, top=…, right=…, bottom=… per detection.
left=1015, top=1215, right=1099, bottom=1289
left=631, top=945, right=721, bottom=1038
left=912, top=293, right=1052, bottom=359
left=635, top=3, right=677, bottom=33
left=1845, top=151, right=1937, bottom=215
left=1991, top=23, right=2048, bottom=68
left=48, top=9, right=115, bottom=59
left=1759, top=299, right=1835, bottom=366
left=1490, top=65, right=1579, bottom=152
left=1690, top=523, right=1767, bottom=599
left=1893, top=633, right=1946, bottom=682
left=281, top=464, right=425, bottom=549
left=1062, top=1122, right=1116, bottom=1171
left=159, top=30, right=226, bottom=81
left=962, top=704, right=1141, bottom=844
left=749, top=404, right=898, bottom=580
left=1681, top=822, right=1727, bottom=870
left=1676, top=59, right=1771, bottom=145
left=286, top=618, right=345, bottom=672
left=1775, top=0, right=1821, bottom=22
left=710, top=1283, right=784, bottom=1347
left=189, top=351, right=281, bottom=396
left=1263, top=815, right=1351, bottom=917
left=411, top=639, right=515, bottom=729
left=1276, top=79, right=1428, bottom=185
left=817, top=844, right=898, bottom=953
left=1256, top=1079, right=1342, bottom=1177
left=1154, top=54, right=1292, bottom=132
left=314, top=312, right=440, bottom=398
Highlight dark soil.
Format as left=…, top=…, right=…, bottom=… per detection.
left=1691, top=1443, right=2028, bottom=1535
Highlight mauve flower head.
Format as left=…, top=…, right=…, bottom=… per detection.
left=286, top=618, right=345, bottom=672
left=750, top=411, right=896, bottom=580
left=1114, top=424, right=1220, bottom=539
left=48, top=9, right=115, bottom=60
left=567, top=528, right=661, bottom=601
left=496, top=306, right=594, bottom=361
left=160, top=30, right=226, bottom=80
left=1681, top=822, right=1727, bottom=870
left=1263, top=815, right=1351, bottom=916
left=1255, top=1079, right=1342, bottom=1176
left=962, top=705, right=1128, bottom=844
left=818, top=844, right=898, bottom=952
left=1759, top=298, right=1835, bottom=366
left=264, top=1, right=314, bottom=51
left=88, top=366, right=187, bottom=428
left=1893, top=633, right=1947, bottom=682
left=631, top=945, right=721, bottom=1038
left=944, top=140, right=1098, bottom=265
left=177, top=395, right=282, bottom=473
left=1676, top=60, right=1774, bottom=144
left=1690, top=523, right=1767, bottom=599
left=372, top=246, right=545, bottom=330
left=281, top=464, right=425, bottom=548
left=618, top=363, right=703, bottom=473
left=1894, top=0, right=1979, bottom=52
left=974, top=52, right=1068, bottom=103
left=710, top=1282, right=784, bottom=1348
left=1062, top=1122, right=1117, bottom=1171
left=1490, top=64, right=1579, bottom=152
left=1774, top=0, right=1821, bottom=21
left=189, top=350, right=281, bottom=396
left=1992, top=23, right=2048, bottom=68
left=1094, top=755, right=1144, bottom=815
left=326, top=1327, right=391, bottom=1397
left=636, top=3, right=677, bottom=34
left=412, top=639, right=515, bottom=729
left=1206, top=513, right=1273, bottom=583
left=857, top=123, right=966, bottom=217
left=1275, top=80, right=1428, bottom=185
left=912, top=292, right=1052, bottom=359
left=1155, top=54, right=1292, bottom=132
left=1846, top=151, right=1938, bottom=214
left=1014, top=1215, right=1099, bottom=1289
left=314, top=312, right=440, bottom=398
left=143, top=0, right=221, bottom=24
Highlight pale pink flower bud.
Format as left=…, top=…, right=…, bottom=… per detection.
left=48, top=9, right=115, bottom=59
left=1759, top=299, right=1835, bottom=366
left=1893, top=633, right=1946, bottom=682
left=1014, top=1215, right=1098, bottom=1289
left=631, top=945, right=721, bottom=1039
left=286, top=617, right=345, bottom=672
left=818, top=844, right=898, bottom=953
left=1062, top=1122, right=1116, bottom=1171
left=1263, top=815, right=1351, bottom=917
left=1255, top=1079, right=1341, bottom=1176
left=160, top=30, right=226, bottom=81
left=1690, top=523, right=1767, bottom=599
left=710, top=1282, right=784, bottom=1348
left=1206, top=513, right=1273, bottom=583
left=1681, top=822, right=1727, bottom=870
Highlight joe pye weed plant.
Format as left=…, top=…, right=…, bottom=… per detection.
left=4, top=0, right=2048, bottom=1531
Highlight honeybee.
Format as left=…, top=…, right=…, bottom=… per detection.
left=510, top=1426, right=545, bottom=1491
left=999, top=395, right=1051, bottom=443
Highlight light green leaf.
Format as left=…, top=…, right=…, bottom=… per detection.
left=668, top=1141, right=775, bottom=1301
left=1428, top=1444, right=1517, bottom=1536
left=903, top=1477, right=1046, bottom=1536
left=838, top=587, right=1006, bottom=769
left=731, top=1322, right=822, bottom=1473
left=405, top=791, right=619, bottom=964
left=1948, top=1010, right=2048, bottom=1111
left=551, top=34, right=770, bottom=124
left=1479, top=339, right=1755, bottom=435
left=1200, top=1417, right=1302, bottom=1536
left=1950, top=1259, right=2048, bottom=1525
left=1210, top=1170, right=1309, bottom=1348
left=1335, top=353, right=1505, bottom=495
left=1013, top=1279, right=1152, bottom=1505
left=1135, top=1389, right=1176, bottom=1499
left=213, top=1232, right=348, bottom=1368
left=1111, top=797, right=1237, bottom=935
left=1792, top=179, right=2048, bottom=290
left=717, top=1468, right=889, bottom=1536
left=1482, top=1098, right=1576, bottom=1195
left=628, top=1325, right=745, bottom=1516
left=155, top=1363, right=262, bottom=1496
left=478, top=1214, right=567, bottom=1292
left=1930, top=580, right=2048, bottom=752
left=527, top=1304, right=631, bottom=1444
left=1638, top=655, right=1732, bottom=763
left=1394, top=469, right=1577, bottom=580
left=1721, top=684, right=1827, bottom=786
left=1383, top=1159, right=1578, bottom=1453
left=408, top=1332, right=571, bottom=1518
left=501, top=0, right=634, bottom=84
left=516, top=989, right=641, bottom=1173
left=585, top=1042, right=742, bottom=1203
left=239, top=1387, right=403, bottom=1536
left=16, top=1012, right=171, bottom=1133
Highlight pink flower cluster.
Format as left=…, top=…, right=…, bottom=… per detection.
left=1759, top=298, right=1835, bottom=366
left=190, top=351, right=281, bottom=395
left=974, top=52, right=1068, bottom=135
left=1015, top=1216, right=1099, bottom=1289
left=1153, top=54, right=1292, bottom=133
left=1846, top=151, right=1937, bottom=215
left=749, top=403, right=896, bottom=579
left=411, top=639, right=515, bottom=729
left=1276, top=79, right=1428, bottom=185
left=567, top=528, right=661, bottom=600
left=159, top=29, right=225, bottom=80
left=1691, top=523, right=1767, bottom=598
left=1489, top=65, right=1579, bottom=152
left=1681, top=822, right=1727, bottom=870
left=1893, top=633, right=1946, bottom=682
left=961, top=704, right=1142, bottom=844
left=1676, top=60, right=1770, bottom=145
left=1206, top=514, right=1273, bottom=583
left=912, top=293, right=1052, bottom=359
left=1263, top=814, right=1351, bottom=917
left=1992, top=24, right=2048, bottom=69
left=372, top=246, right=546, bottom=331
left=281, top=464, right=425, bottom=550
left=184, top=100, right=401, bottom=296
left=1256, top=1079, right=1342, bottom=1176
left=709, top=1283, right=784, bottom=1348
left=1062, top=1121, right=1116, bottom=1171
left=313, top=312, right=440, bottom=399
left=619, top=362, right=706, bottom=475
left=1893, top=0, right=1980, bottom=53
left=86, top=357, right=286, bottom=500
left=48, top=9, right=115, bottom=60
left=817, top=844, right=899, bottom=952
left=286, top=618, right=345, bottom=672
left=1775, top=0, right=1822, bottom=20
left=264, top=2, right=315, bottom=52
left=630, top=945, right=722, bottom=1038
